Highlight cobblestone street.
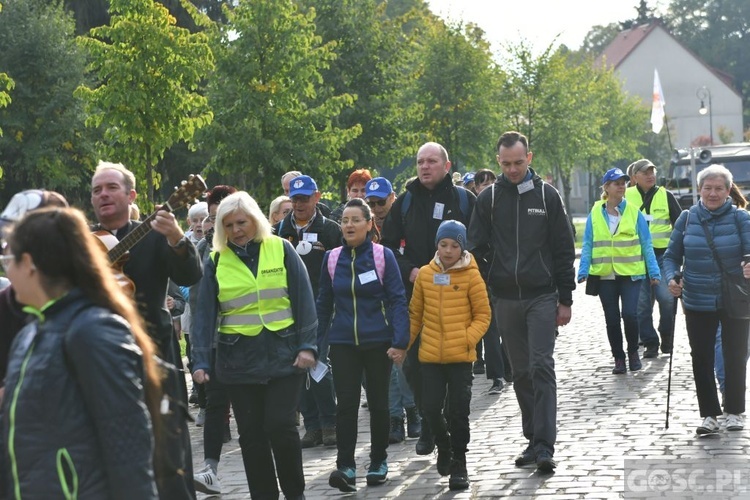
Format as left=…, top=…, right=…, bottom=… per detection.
left=188, top=273, right=750, bottom=499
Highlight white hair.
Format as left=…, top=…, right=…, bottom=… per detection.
left=212, top=192, right=272, bottom=251
left=698, top=164, right=732, bottom=189
left=187, top=201, right=208, bottom=219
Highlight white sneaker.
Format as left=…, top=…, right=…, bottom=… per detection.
left=696, top=416, right=720, bottom=435
left=725, top=413, right=745, bottom=431
left=194, top=464, right=221, bottom=494
left=195, top=408, right=206, bottom=427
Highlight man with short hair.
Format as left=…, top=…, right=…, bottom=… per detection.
left=625, top=159, right=681, bottom=356
left=468, top=131, right=575, bottom=473
left=274, top=175, right=340, bottom=449
left=91, top=161, right=203, bottom=498
left=381, top=142, right=476, bottom=455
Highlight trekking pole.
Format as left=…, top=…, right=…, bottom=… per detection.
left=665, top=271, right=682, bottom=430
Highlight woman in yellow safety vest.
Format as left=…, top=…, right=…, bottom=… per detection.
left=578, top=168, right=661, bottom=375
left=191, top=191, right=318, bottom=500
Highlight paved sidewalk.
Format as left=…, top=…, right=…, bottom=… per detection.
left=188, top=281, right=750, bottom=499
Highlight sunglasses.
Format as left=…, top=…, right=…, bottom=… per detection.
left=367, top=199, right=387, bottom=207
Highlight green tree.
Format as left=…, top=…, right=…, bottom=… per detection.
left=199, top=0, right=360, bottom=205
left=407, top=21, right=502, bottom=172
left=0, top=0, right=93, bottom=202
left=0, top=1, right=12, bottom=178
left=295, top=0, right=418, bottom=199
left=664, top=0, right=750, bottom=128
left=76, top=0, right=214, bottom=205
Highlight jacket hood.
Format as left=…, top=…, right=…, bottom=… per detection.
left=496, top=167, right=542, bottom=190
left=431, top=250, right=475, bottom=272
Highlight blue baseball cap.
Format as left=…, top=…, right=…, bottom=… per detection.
left=601, top=168, right=630, bottom=185
left=289, top=175, right=318, bottom=197
left=365, top=177, right=393, bottom=199
left=462, top=172, right=475, bottom=185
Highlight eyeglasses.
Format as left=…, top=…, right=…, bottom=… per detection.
left=291, top=196, right=311, bottom=204
left=0, top=254, right=14, bottom=272
left=367, top=199, right=387, bottom=207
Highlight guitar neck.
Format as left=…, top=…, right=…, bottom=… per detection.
left=107, top=201, right=176, bottom=263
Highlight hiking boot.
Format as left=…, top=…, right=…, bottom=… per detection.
left=472, top=361, right=485, bottom=375
left=193, top=464, right=221, bottom=495
left=612, top=359, right=626, bottom=375
left=536, top=450, right=557, bottom=473
left=195, top=408, right=206, bottom=427
left=300, top=429, right=323, bottom=448
left=488, top=378, right=504, bottom=394
left=696, top=416, right=720, bottom=435
left=189, top=387, right=199, bottom=405
left=415, top=425, right=435, bottom=455
left=628, top=351, right=642, bottom=371
left=329, top=466, right=356, bottom=492
left=514, top=443, right=536, bottom=467
left=436, top=440, right=452, bottom=476
left=725, top=413, right=745, bottom=431
left=322, top=427, right=337, bottom=446
left=388, top=417, right=405, bottom=444
left=405, top=406, right=421, bottom=438
left=643, top=344, right=659, bottom=358
left=448, top=458, right=469, bottom=490
left=366, top=460, right=388, bottom=485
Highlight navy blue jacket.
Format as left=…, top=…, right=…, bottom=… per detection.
left=2, top=289, right=156, bottom=499
left=663, top=199, right=750, bottom=311
left=317, top=239, right=409, bottom=349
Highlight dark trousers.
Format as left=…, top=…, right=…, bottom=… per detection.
left=299, top=367, right=336, bottom=431
left=598, top=277, right=642, bottom=360
left=330, top=343, right=392, bottom=468
left=403, top=336, right=432, bottom=437
left=227, top=374, right=305, bottom=500
left=421, top=363, right=473, bottom=456
left=481, top=300, right=509, bottom=380
left=684, top=309, right=749, bottom=417
left=204, top=349, right=230, bottom=462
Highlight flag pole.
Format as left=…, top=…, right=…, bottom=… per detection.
left=663, top=111, right=673, bottom=152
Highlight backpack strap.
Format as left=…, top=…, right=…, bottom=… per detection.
left=400, top=191, right=412, bottom=224
left=327, top=247, right=343, bottom=282
left=456, top=186, right=469, bottom=220
left=372, top=243, right=385, bottom=285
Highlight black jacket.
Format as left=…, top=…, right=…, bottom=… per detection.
left=274, top=209, right=342, bottom=298
left=381, top=174, right=476, bottom=292
left=2, top=289, right=157, bottom=499
left=468, top=169, right=576, bottom=304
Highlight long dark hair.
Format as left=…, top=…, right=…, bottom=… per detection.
left=7, top=208, right=162, bottom=429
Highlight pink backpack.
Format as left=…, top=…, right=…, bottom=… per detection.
left=327, top=243, right=385, bottom=284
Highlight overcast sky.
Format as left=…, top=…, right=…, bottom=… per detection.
left=425, top=0, right=669, bottom=55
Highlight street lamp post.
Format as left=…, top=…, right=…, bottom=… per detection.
left=696, top=86, right=713, bottom=145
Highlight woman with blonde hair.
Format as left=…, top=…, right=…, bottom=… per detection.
left=191, top=191, right=318, bottom=500
left=1, top=207, right=161, bottom=498
left=268, top=195, right=292, bottom=225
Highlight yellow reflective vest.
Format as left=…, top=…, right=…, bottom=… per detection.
left=590, top=201, right=646, bottom=276
left=213, top=236, right=294, bottom=336
left=625, top=186, right=671, bottom=249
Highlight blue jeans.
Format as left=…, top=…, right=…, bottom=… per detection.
left=637, top=254, right=674, bottom=349
left=598, top=277, right=642, bottom=360
left=388, top=363, right=415, bottom=418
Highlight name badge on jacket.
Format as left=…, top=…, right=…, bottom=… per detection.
left=433, top=273, right=450, bottom=286
left=359, top=270, right=378, bottom=285
left=433, top=203, right=445, bottom=220
left=517, top=179, right=534, bottom=194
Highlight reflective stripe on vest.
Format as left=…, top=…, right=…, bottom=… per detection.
left=213, top=236, right=294, bottom=336
left=590, top=201, right=646, bottom=276
left=625, top=186, right=672, bottom=249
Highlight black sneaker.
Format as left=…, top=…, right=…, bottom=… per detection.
left=300, top=429, right=323, bottom=448
left=628, top=351, right=642, bottom=371
left=448, top=459, right=469, bottom=490
left=643, top=345, right=659, bottom=358
left=514, top=444, right=536, bottom=467
left=415, top=429, right=435, bottom=455
left=488, top=379, right=504, bottom=394
left=388, top=417, right=405, bottom=444
left=536, top=451, right=557, bottom=473
left=329, top=466, right=356, bottom=492
left=472, top=361, right=485, bottom=375
left=436, top=442, right=452, bottom=476
left=612, top=359, right=626, bottom=375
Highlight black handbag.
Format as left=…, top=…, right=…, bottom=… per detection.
left=585, top=275, right=601, bottom=296
left=701, top=218, right=750, bottom=319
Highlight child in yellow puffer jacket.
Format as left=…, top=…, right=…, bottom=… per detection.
left=407, top=220, right=490, bottom=491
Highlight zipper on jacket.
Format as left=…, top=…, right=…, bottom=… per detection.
left=515, top=195, right=522, bottom=299
left=9, top=342, right=36, bottom=500
left=538, top=250, right=552, bottom=280
left=351, top=248, right=359, bottom=346
left=439, top=274, right=445, bottom=363
left=56, top=448, right=79, bottom=500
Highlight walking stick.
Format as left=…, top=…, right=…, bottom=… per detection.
left=665, top=271, right=682, bottom=430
